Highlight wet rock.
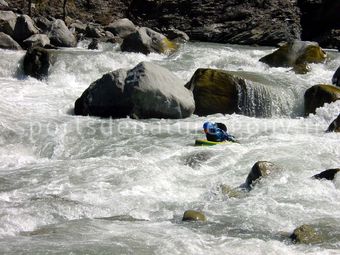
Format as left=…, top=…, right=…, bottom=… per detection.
left=75, top=62, right=195, bottom=119
left=304, top=85, right=340, bottom=116
left=290, top=224, right=322, bottom=244
left=85, top=23, right=103, bottom=38
left=259, top=40, right=326, bottom=72
left=182, top=210, right=206, bottom=222
left=23, top=34, right=50, bottom=49
left=0, top=10, right=17, bottom=37
left=105, top=18, right=137, bottom=39
left=23, top=47, right=51, bottom=80
left=13, top=15, right=39, bottom=43
left=0, top=31, right=21, bottom=50
left=128, top=0, right=301, bottom=46
left=48, top=19, right=77, bottom=47
left=121, top=27, right=178, bottom=55
left=313, top=168, right=340, bottom=181
left=69, top=21, right=87, bottom=35
left=88, top=38, right=98, bottom=50
left=245, top=161, right=278, bottom=189
left=326, top=114, right=340, bottom=132
left=165, top=28, right=189, bottom=43
left=220, top=184, right=243, bottom=199
left=332, top=67, right=340, bottom=87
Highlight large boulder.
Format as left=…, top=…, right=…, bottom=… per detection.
left=105, top=18, right=137, bottom=39
left=23, top=47, right=51, bottom=80
left=290, top=224, right=322, bottom=244
left=75, top=62, right=195, bottom=119
left=313, top=168, right=340, bottom=181
left=332, top=67, right=340, bottom=87
left=326, top=114, right=340, bottom=132
left=245, top=161, right=279, bottom=189
left=23, top=34, right=50, bottom=49
left=304, top=85, right=340, bottom=116
left=259, top=40, right=326, bottom=71
left=48, top=19, right=77, bottom=47
left=128, top=0, right=301, bottom=46
left=0, top=10, right=16, bottom=37
left=0, top=31, right=21, bottom=50
left=121, top=27, right=177, bottom=55
left=13, top=15, right=39, bottom=43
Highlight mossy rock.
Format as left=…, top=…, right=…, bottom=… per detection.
left=327, top=114, right=340, bottom=132
left=304, top=84, right=340, bottom=116
left=185, top=68, right=246, bottom=116
left=220, top=184, right=243, bottom=198
left=290, top=224, right=322, bottom=244
left=160, top=37, right=178, bottom=54
left=260, top=41, right=326, bottom=73
left=245, top=161, right=278, bottom=189
left=182, top=210, right=206, bottom=222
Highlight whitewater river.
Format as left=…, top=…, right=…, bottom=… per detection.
left=0, top=42, right=339, bottom=254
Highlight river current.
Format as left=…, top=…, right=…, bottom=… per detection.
left=0, top=42, right=339, bottom=254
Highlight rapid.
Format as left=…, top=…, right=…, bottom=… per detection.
left=0, top=42, right=339, bottom=254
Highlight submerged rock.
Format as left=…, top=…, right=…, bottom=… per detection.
left=182, top=210, right=206, bottom=222
left=48, top=19, right=77, bottom=47
left=290, top=224, right=322, bottom=244
left=304, top=85, right=340, bottom=116
left=75, top=62, right=195, bottom=119
left=245, top=161, right=278, bottom=189
left=259, top=40, right=326, bottom=72
left=313, top=168, right=340, bottom=181
left=332, top=67, right=340, bottom=87
left=220, top=184, right=244, bottom=199
left=121, top=27, right=177, bottom=55
left=326, top=114, right=340, bottom=132
left=23, top=47, right=51, bottom=80
left=0, top=31, right=21, bottom=50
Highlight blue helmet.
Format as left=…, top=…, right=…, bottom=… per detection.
left=203, top=121, right=214, bottom=130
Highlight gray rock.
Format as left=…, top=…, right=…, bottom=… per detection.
left=69, top=21, right=86, bottom=34
left=48, top=19, right=77, bottom=47
left=166, top=28, right=189, bottom=43
left=121, top=27, right=177, bottom=55
left=0, top=0, right=8, bottom=7
left=74, top=62, right=195, bottom=119
left=23, top=34, right=50, bottom=49
left=23, top=47, right=51, bottom=80
left=332, top=66, right=340, bottom=87
left=0, top=31, right=21, bottom=50
left=245, top=161, right=279, bottom=189
left=105, top=18, right=137, bottom=38
left=85, top=23, right=103, bottom=38
left=88, top=38, right=98, bottom=50
left=34, top=16, right=52, bottom=33
left=0, top=10, right=16, bottom=37
left=13, top=15, right=39, bottom=43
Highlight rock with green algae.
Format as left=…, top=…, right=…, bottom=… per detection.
left=304, top=84, right=340, bottom=116
left=259, top=40, right=326, bottom=73
left=182, top=210, right=206, bottom=222
left=290, top=224, right=322, bottom=244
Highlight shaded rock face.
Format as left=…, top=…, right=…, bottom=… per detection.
left=333, top=67, right=340, bottom=87
left=48, top=19, right=77, bottom=47
left=13, top=15, right=39, bottom=43
left=326, top=114, right=340, bottom=133
left=0, top=31, right=21, bottom=50
left=23, top=47, right=50, bottom=80
left=245, top=161, right=278, bottom=189
left=290, top=224, right=322, bottom=244
left=0, top=10, right=17, bottom=37
left=128, top=0, right=301, bottom=46
left=182, top=210, right=206, bottom=222
left=304, top=85, right=340, bottom=116
left=75, top=62, right=195, bottom=119
left=313, top=168, right=340, bottom=181
left=298, top=0, right=340, bottom=49
left=259, top=40, right=326, bottom=71
left=121, top=27, right=177, bottom=55
left=185, top=68, right=276, bottom=117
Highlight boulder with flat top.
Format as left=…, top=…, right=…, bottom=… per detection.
left=23, top=34, right=50, bottom=49
left=75, top=62, right=195, bottom=119
left=105, top=18, right=137, bottom=39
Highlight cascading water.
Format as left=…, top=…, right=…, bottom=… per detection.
left=0, top=41, right=339, bottom=254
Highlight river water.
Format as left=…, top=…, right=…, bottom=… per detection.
left=0, top=42, right=339, bottom=254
